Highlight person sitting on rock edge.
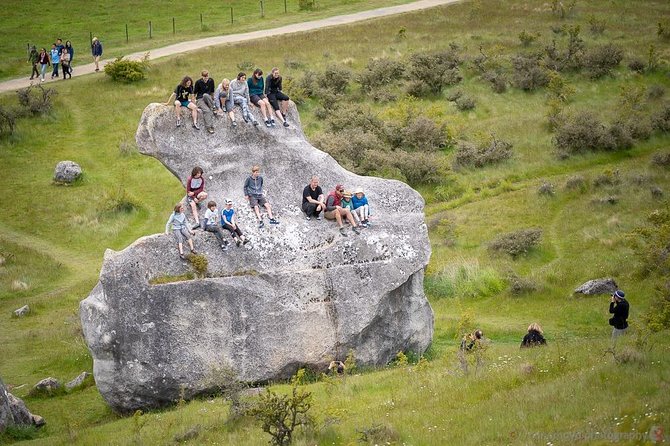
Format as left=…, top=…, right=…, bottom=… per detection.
left=174, top=76, right=200, bottom=129
left=214, top=78, right=236, bottom=127
left=520, top=323, right=546, bottom=348
left=204, top=201, right=229, bottom=251
left=244, top=165, right=279, bottom=228
left=221, top=199, right=249, bottom=246
left=324, top=184, right=361, bottom=237
left=265, top=67, right=290, bottom=127
left=352, top=187, right=370, bottom=227
left=248, top=68, right=275, bottom=128
left=194, top=70, right=216, bottom=134
left=302, top=175, right=325, bottom=220
left=186, top=166, right=208, bottom=228
left=165, top=203, right=197, bottom=260
left=230, top=72, right=258, bottom=126
left=340, top=191, right=361, bottom=225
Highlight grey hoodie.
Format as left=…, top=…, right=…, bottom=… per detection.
left=230, top=79, right=250, bottom=102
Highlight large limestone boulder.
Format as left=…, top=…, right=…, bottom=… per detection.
left=80, top=103, right=433, bottom=413
left=0, top=377, right=45, bottom=432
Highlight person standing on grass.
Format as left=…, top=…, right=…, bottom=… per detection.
left=91, top=37, right=103, bottom=72
left=174, top=76, right=199, bottom=129
left=204, top=201, right=229, bottom=251
left=221, top=199, right=249, bottom=247
left=230, top=72, right=258, bottom=126
left=194, top=70, right=216, bottom=134
left=302, top=175, right=325, bottom=220
left=37, top=48, right=50, bottom=82
left=324, top=184, right=361, bottom=237
left=50, top=43, right=60, bottom=79
left=520, top=323, right=546, bottom=348
left=214, top=78, right=237, bottom=127
left=248, top=68, right=274, bottom=127
left=65, top=41, right=74, bottom=71
left=165, top=203, right=198, bottom=260
left=609, top=289, right=629, bottom=339
left=60, top=47, right=71, bottom=79
left=243, top=165, right=279, bottom=228
left=185, top=166, right=208, bottom=228
left=28, top=46, right=39, bottom=80
left=265, top=67, right=290, bottom=127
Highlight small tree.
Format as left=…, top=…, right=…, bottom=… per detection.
left=249, top=369, right=313, bottom=446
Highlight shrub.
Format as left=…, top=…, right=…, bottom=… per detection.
left=628, top=58, right=645, bottom=73
left=282, top=76, right=306, bottom=105
left=453, top=136, right=513, bottom=168
left=593, top=169, right=621, bottom=187
left=551, top=0, right=576, bottom=19
left=445, top=89, right=463, bottom=102
left=538, top=181, right=555, bottom=196
left=455, top=95, right=476, bottom=111
left=544, top=26, right=585, bottom=72
left=317, top=64, right=351, bottom=95
left=357, top=57, right=405, bottom=91
left=406, top=50, right=462, bottom=95
left=298, top=0, right=315, bottom=10
left=488, top=228, right=543, bottom=258
left=405, top=80, right=432, bottom=98
left=651, top=186, right=664, bottom=199
left=0, top=105, right=16, bottom=136
left=394, top=151, right=445, bottom=184
left=653, top=102, right=670, bottom=132
left=564, top=174, right=587, bottom=192
left=16, top=84, right=57, bottom=115
left=508, top=272, right=538, bottom=295
left=356, top=423, right=401, bottom=445
left=188, top=254, right=208, bottom=278
left=651, top=151, right=670, bottom=167
left=324, top=104, right=382, bottom=134
left=248, top=369, right=313, bottom=446
left=426, top=259, right=505, bottom=299
left=647, top=84, right=666, bottom=100
left=298, top=70, right=319, bottom=97
left=553, top=111, right=632, bottom=155
left=99, top=186, right=140, bottom=213
left=583, top=44, right=623, bottom=79
left=511, top=54, right=549, bottom=91
left=401, top=116, right=446, bottom=151
left=104, top=55, right=149, bottom=82
left=312, top=128, right=386, bottom=171
left=588, top=15, right=606, bottom=35
left=643, top=282, right=670, bottom=332
left=546, top=71, right=575, bottom=102
left=236, top=60, right=254, bottom=72
left=518, top=30, right=539, bottom=46
left=658, top=22, right=670, bottom=40
left=629, top=209, right=670, bottom=277
left=482, top=70, right=507, bottom=93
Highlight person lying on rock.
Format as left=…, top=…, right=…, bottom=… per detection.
left=302, top=175, right=325, bottom=220
left=520, top=323, right=547, bottom=348
left=325, top=184, right=361, bottom=237
left=221, top=199, right=249, bottom=247
left=204, top=201, right=229, bottom=251
left=244, top=165, right=279, bottom=228
left=165, top=203, right=197, bottom=260
left=352, top=187, right=371, bottom=228
left=186, top=166, right=208, bottom=229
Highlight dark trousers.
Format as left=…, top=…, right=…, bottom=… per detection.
left=31, top=63, right=39, bottom=79
left=223, top=223, right=243, bottom=238
left=51, top=63, right=59, bottom=77
left=302, top=202, right=322, bottom=218
left=205, top=224, right=228, bottom=245
left=62, top=62, right=71, bottom=78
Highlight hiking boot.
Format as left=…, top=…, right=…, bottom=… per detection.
left=258, top=220, right=265, bottom=229
left=270, top=119, right=276, bottom=127
left=221, top=244, right=228, bottom=251
left=265, top=120, right=271, bottom=128
left=283, top=121, right=289, bottom=128
left=339, top=227, right=348, bottom=237
left=193, top=122, right=200, bottom=130
left=269, top=218, right=279, bottom=225
left=352, top=226, right=361, bottom=235
left=242, top=115, right=249, bottom=123
left=316, top=215, right=322, bottom=221
left=179, top=253, right=187, bottom=260
left=305, top=216, right=311, bottom=221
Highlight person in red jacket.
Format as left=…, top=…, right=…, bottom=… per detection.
left=324, top=184, right=360, bottom=237
left=185, top=166, right=208, bottom=228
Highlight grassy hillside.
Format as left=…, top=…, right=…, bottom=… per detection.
left=1, top=0, right=669, bottom=444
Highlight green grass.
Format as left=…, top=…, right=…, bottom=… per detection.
left=1, top=0, right=669, bottom=444
left=2, top=0, right=415, bottom=81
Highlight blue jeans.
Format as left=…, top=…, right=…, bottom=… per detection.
left=40, top=64, right=48, bottom=79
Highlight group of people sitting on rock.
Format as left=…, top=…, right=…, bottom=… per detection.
left=460, top=323, right=547, bottom=352
left=165, top=167, right=373, bottom=258
left=169, top=67, right=291, bottom=134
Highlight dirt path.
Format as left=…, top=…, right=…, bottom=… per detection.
left=0, top=0, right=459, bottom=94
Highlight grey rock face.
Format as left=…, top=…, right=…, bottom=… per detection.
left=80, top=102, right=434, bottom=413
left=13, top=305, right=30, bottom=317
left=65, top=372, right=91, bottom=391
left=53, top=160, right=82, bottom=184
left=0, top=377, right=45, bottom=432
left=33, top=377, right=61, bottom=393
left=574, top=278, right=618, bottom=295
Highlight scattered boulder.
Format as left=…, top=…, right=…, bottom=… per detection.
left=32, top=377, right=61, bottom=395
left=53, top=160, right=82, bottom=184
left=81, top=102, right=434, bottom=413
left=574, top=278, right=618, bottom=295
left=65, top=372, right=91, bottom=391
left=13, top=305, right=30, bottom=317
left=0, top=377, right=45, bottom=432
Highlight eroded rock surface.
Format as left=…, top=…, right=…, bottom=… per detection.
left=80, top=103, right=433, bottom=413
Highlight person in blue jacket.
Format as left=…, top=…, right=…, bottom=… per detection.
left=352, top=187, right=371, bottom=227
left=91, top=37, right=103, bottom=72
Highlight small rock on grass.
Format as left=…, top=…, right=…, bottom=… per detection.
left=574, top=278, right=618, bottom=295
left=13, top=305, right=30, bottom=317
left=65, top=372, right=91, bottom=391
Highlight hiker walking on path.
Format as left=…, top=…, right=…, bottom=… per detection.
left=91, top=37, right=103, bottom=71
left=50, top=44, right=60, bottom=79
left=37, top=48, right=50, bottom=82
left=28, top=46, right=39, bottom=80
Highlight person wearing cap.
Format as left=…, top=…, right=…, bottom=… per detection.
left=91, top=37, right=103, bottom=72
left=324, top=185, right=361, bottom=236
left=221, top=199, right=249, bottom=246
left=302, top=175, right=324, bottom=220
left=351, top=187, right=370, bottom=228
left=609, top=289, right=629, bottom=339
left=243, top=165, right=279, bottom=228
left=340, top=190, right=360, bottom=225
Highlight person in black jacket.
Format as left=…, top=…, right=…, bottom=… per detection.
left=609, top=289, right=629, bottom=339
left=194, top=70, right=216, bottom=134
left=265, top=67, right=290, bottom=127
left=521, top=323, right=546, bottom=348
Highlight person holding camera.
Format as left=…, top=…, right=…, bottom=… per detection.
left=608, top=289, right=629, bottom=339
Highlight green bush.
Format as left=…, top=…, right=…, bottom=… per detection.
left=518, top=30, right=539, bottom=46
left=0, top=105, right=17, bottom=136
left=317, top=64, right=351, bottom=95
left=188, top=254, right=208, bottom=278
left=508, top=272, right=538, bottom=295
left=511, top=54, right=549, bottom=91
left=653, top=102, right=670, bottom=132
left=406, top=50, right=462, bottom=95
left=553, top=111, right=633, bottom=155
left=482, top=70, right=508, bottom=93
left=393, top=151, right=445, bottom=184
left=651, top=151, right=670, bottom=167
left=426, top=261, right=506, bottom=299
left=643, top=282, right=670, bottom=332
left=298, top=0, right=315, bottom=11
left=588, top=15, right=607, bottom=35
left=628, top=58, right=645, bottom=73
left=99, top=186, right=140, bottom=213
left=104, top=56, right=149, bottom=82
left=583, top=43, right=624, bottom=79
left=564, top=174, right=588, bottom=192
left=453, top=136, right=513, bottom=168
left=647, top=84, right=666, bottom=100
left=455, top=95, right=476, bottom=111
left=357, top=57, right=405, bottom=91
left=488, top=228, right=543, bottom=258
left=401, top=116, right=446, bottom=151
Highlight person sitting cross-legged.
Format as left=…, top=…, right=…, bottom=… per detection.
left=302, top=175, right=325, bottom=220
